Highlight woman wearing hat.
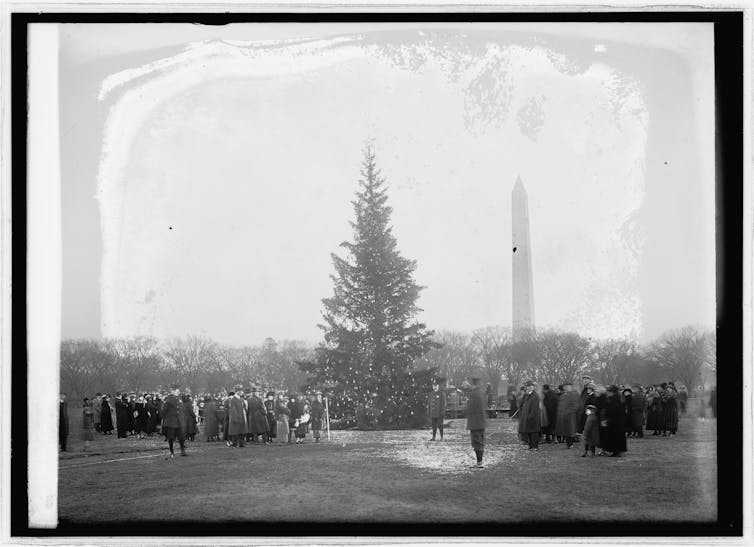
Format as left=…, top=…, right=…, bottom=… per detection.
left=264, top=392, right=277, bottom=444
left=275, top=392, right=291, bottom=444
left=598, top=385, right=627, bottom=457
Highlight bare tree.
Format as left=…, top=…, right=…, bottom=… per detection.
left=418, top=330, right=479, bottom=386
left=592, top=338, right=638, bottom=386
left=472, top=326, right=510, bottom=395
left=111, top=336, right=162, bottom=394
left=163, top=335, right=218, bottom=395
left=651, top=326, right=714, bottom=394
left=60, top=339, right=118, bottom=401
left=535, top=330, right=591, bottom=385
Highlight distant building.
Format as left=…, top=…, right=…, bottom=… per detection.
left=512, top=176, right=535, bottom=342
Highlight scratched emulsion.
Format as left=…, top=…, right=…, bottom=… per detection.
left=95, top=29, right=648, bottom=343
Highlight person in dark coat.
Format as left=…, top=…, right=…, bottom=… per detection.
left=135, top=395, right=149, bottom=439
left=161, top=385, right=186, bottom=458
left=662, top=384, right=679, bottom=435
left=100, top=395, right=114, bottom=434
left=310, top=392, right=325, bottom=442
left=203, top=397, right=219, bottom=441
left=541, top=385, right=559, bottom=443
left=629, top=386, right=646, bottom=437
left=127, top=394, right=137, bottom=435
left=577, top=375, right=594, bottom=433
left=115, top=395, right=130, bottom=438
left=228, top=388, right=247, bottom=447
left=294, top=395, right=309, bottom=443
left=599, top=385, right=627, bottom=457
left=180, top=394, right=197, bottom=441
left=145, top=395, right=159, bottom=436
left=518, top=381, right=542, bottom=450
left=287, top=395, right=300, bottom=443
left=246, top=387, right=269, bottom=443
left=466, top=376, right=487, bottom=468
left=59, top=393, right=69, bottom=451
left=555, top=382, right=580, bottom=448
left=621, top=388, right=634, bottom=436
left=275, top=392, right=291, bottom=444
left=646, top=385, right=665, bottom=435
left=427, top=381, right=447, bottom=441
left=581, top=404, right=600, bottom=457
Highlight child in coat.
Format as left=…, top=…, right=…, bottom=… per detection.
left=581, top=404, right=600, bottom=457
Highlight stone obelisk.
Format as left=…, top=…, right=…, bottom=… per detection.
left=512, top=176, right=535, bottom=342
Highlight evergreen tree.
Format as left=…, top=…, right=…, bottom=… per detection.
left=301, top=146, right=436, bottom=427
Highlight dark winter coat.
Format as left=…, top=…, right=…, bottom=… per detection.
left=645, top=391, right=665, bottom=431
left=264, top=399, right=277, bottom=436
left=310, top=400, right=324, bottom=430
left=555, top=390, right=580, bottom=437
left=145, top=401, right=159, bottom=434
left=427, top=391, right=447, bottom=419
left=228, top=396, right=247, bottom=436
left=59, top=401, right=69, bottom=442
left=100, top=400, right=114, bottom=432
left=582, top=412, right=600, bottom=446
left=180, top=399, right=197, bottom=437
left=465, top=387, right=487, bottom=431
left=115, top=399, right=130, bottom=432
left=518, top=391, right=541, bottom=434
left=542, top=390, right=559, bottom=434
left=135, top=402, right=149, bottom=432
left=662, top=390, right=679, bottom=433
left=247, top=396, right=269, bottom=434
left=578, top=390, right=597, bottom=432
left=630, top=391, right=646, bottom=430
left=599, top=394, right=627, bottom=453
left=160, top=395, right=182, bottom=429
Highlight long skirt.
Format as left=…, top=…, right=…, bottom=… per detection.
left=276, top=418, right=289, bottom=443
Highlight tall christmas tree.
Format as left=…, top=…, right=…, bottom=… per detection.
left=301, top=146, right=436, bottom=427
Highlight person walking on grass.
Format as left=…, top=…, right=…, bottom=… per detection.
left=161, top=385, right=187, bottom=459
left=427, top=380, right=447, bottom=441
left=466, top=375, right=487, bottom=468
left=519, top=381, right=542, bottom=451
left=599, top=385, right=627, bottom=457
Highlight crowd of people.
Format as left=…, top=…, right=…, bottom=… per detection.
left=460, top=375, right=715, bottom=469
left=59, top=385, right=327, bottom=457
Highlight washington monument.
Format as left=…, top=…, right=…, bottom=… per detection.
left=512, top=176, right=535, bottom=341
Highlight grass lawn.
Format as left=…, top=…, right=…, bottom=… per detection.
left=58, top=407, right=716, bottom=524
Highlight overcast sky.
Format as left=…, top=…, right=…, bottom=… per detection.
left=58, top=22, right=715, bottom=346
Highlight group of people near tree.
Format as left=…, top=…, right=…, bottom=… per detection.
left=458, top=375, right=713, bottom=468
left=60, top=385, right=327, bottom=457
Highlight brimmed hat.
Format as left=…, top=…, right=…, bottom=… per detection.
left=622, top=387, right=633, bottom=394
left=586, top=404, right=597, bottom=411
left=266, top=391, right=275, bottom=398
left=524, top=380, right=535, bottom=387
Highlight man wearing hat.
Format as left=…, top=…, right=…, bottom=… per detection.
left=160, top=384, right=187, bottom=458
left=518, top=381, right=542, bottom=451
left=264, top=391, right=277, bottom=443
left=228, top=386, right=247, bottom=448
left=427, top=380, right=447, bottom=441
left=578, top=379, right=597, bottom=435
left=629, top=385, right=645, bottom=437
left=556, top=382, right=580, bottom=448
left=247, top=386, right=269, bottom=444
left=465, top=375, right=487, bottom=468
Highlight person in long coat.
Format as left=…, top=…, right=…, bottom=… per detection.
left=599, top=385, right=627, bottom=457
left=294, top=395, right=309, bottom=443
left=135, top=396, right=149, bottom=439
left=127, top=395, right=136, bottom=435
left=201, top=397, right=218, bottom=441
left=427, top=381, right=447, bottom=441
left=541, top=385, right=559, bottom=443
left=645, top=385, right=665, bottom=435
left=629, top=386, right=646, bottom=437
left=581, top=404, right=600, bottom=457
left=662, top=384, right=679, bottom=435
left=310, top=392, right=325, bottom=442
left=59, top=393, right=69, bottom=451
left=519, top=381, right=542, bottom=450
left=180, top=394, right=197, bottom=441
left=100, top=395, right=114, bottom=434
left=92, top=394, right=102, bottom=433
left=161, top=386, right=186, bottom=458
left=555, top=382, right=580, bottom=448
left=287, top=395, right=300, bottom=443
left=228, top=390, right=247, bottom=447
left=82, top=398, right=95, bottom=450
left=115, top=395, right=130, bottom=438
left=465, top=376, right=487, bottom=468
left=621, top=388, right=634, bottom=436
left=145, top=395, right=159, bottom=436
left=247, top=388, right=270, bottom=443
left=275, top=392, right=291, bottom=444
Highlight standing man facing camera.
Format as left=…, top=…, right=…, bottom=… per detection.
left=466, top=375, right=487, bottom=468
left=427, top=380, right=447, bottom=441
left=161, top=384, right=187, bottom=459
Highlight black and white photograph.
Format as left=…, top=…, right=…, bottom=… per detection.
left=9, top=7, right=745, bottom=540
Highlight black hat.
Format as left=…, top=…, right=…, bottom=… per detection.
left=586, top=404, right=597, bottom=411
left=622, top=387, right=633, bottom=394
left=266, top=391, right=275, bottom=398
left=524, top=380, right=535, bottom=387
